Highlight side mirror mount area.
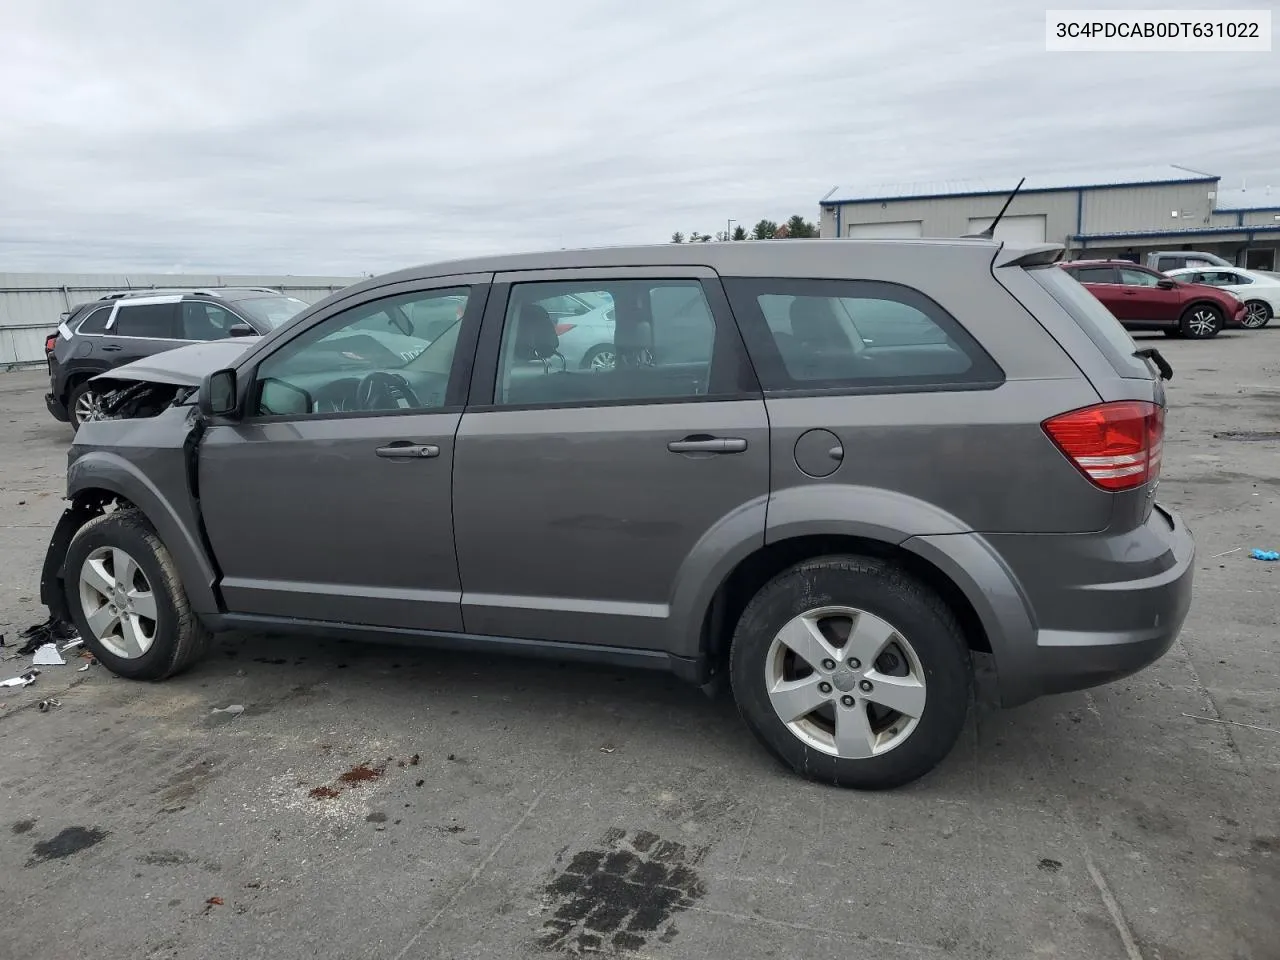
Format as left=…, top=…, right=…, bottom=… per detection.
left=199, top=368, right=239, bottom=419
left=1157, top=278, right=1177, bottom=290
left=228, top=323, right=257, bottom=337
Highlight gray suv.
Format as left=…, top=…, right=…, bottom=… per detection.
left=39, top=239, right=1195, bottom=789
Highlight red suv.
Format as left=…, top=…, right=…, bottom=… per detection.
left=1059, top=260, right=1246, bottom=339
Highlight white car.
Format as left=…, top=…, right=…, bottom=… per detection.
left=1164, top=266, right=1280, bottom=329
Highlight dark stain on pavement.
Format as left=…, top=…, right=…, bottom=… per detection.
left=26, top=826, right=108, bottom=866
left=538, top=828, right=705, bottom=954
left=11, top=819, right=36, bottom=834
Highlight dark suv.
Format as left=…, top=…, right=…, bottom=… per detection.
left=45, top=288, right=310, bottom=428
left=1059, top=260, right=1246, bottom=338
left=40, top=240, right=1195, bottom=789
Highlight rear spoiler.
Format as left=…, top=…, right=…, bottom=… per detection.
left=995, top=244, right=1064, bottom=268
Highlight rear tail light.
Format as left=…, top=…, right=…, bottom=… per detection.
left=44, top=334, right=58, bottom=354
left=1042, top=401, right=1164, bottom=491
left=554, top=323, right=576, bottom=336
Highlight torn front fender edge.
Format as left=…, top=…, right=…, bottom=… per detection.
left=39, top=500, right=106, bottom=623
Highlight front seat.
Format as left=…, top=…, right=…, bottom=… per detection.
left=785, top=297, right=855, bottom=379
left=513, top=303, right=561, bottom=366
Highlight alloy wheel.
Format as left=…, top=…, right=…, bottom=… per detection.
left=588, top=349, right=617, bottom=372
left=74, top=389, right=103, bottom=425
left=764, top=605, right=926, bottom=759
left=78, top=546, right=158, bottom=659
left=1243, top=301, right=1271, bottom=328
left=1186, top=308, right=1220, bottom=338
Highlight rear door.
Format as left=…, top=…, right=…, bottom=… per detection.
left=100, top=297, right=186, bottom=365
left=1069, top=266, right=1125, bottom=317
left=451, top=267, right=768, bottom=651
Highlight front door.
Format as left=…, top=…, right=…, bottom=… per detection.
left=452, top=268, right=769, bottom=652
left=198, top=278, right=489, bottom=631
left=1116, top=266, right=1182, bottom=323
left=100, top=297, right=189, bottom=365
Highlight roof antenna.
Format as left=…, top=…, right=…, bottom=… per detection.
left=964, top=177, right=1026, bottom=239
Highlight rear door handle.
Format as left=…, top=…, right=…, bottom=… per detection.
left=375, top=442, right=439, bottom=460
left=667, top=436, right=748, bottom=454
left=100, top=344, right=123, bottom=352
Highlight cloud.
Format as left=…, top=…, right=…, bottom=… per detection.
left=1, top=0, right=1275, bottom=274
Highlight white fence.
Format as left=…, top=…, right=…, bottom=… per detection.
left=0, top=272, right=358, bottom=368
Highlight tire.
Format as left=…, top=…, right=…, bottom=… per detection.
left=580, top=344, right=617, bottom=372
left=1242, top=300, right=1273, bottom=329
left=729, top=555, right=971, bottom=790
left=63, top=509, right=212, bottom=680
left=1179, top=303, right=1222, bottom=339
left=68, top=380, right=101, bottom=431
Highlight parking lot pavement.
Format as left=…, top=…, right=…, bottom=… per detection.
left=0, top=331, right=1277, bottom=960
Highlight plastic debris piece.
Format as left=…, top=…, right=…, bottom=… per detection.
left=1250, top=548, right=1279, bottom=561
left=61, top=637, right=84, bottom=651
left=211, top=704, right=245, bottom=716
left=37, top=698, right=61, bottom=712
left=32, top=644, right=66, bottom=666
left=1, top=669, right=39, bottom=688
left=16, top=617, right=79, bottom=656
left=78, top=661, right=93, bottom=672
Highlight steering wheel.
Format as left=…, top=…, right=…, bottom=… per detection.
left=354, top=372, right=421, bottom=411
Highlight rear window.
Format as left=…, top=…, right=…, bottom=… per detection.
left=723, top=277, right=1003, bottom=393
left=1029, top=267, right=1150, bottom=379
left=74, top=305, right=114, bottom=335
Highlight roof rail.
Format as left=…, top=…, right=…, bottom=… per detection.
left=98, top=285, right=282, bottom=301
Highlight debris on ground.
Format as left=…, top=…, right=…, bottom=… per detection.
left=77, top=656, right=95, bottom=672
left=61, top=638, right=84, bottom=652
left=16, top=617, right=79, bottom=656
left=211, top=704, right=245, bottom=717
left=37, top=698, right=61, bottom=712
left=1, top=669, right=39, bottom=688
left=1211, top=547, right=1242, bottom=558
left=1250, top=548, right=1279, bottom=561
left=1183, top=713, right=1280, bottom=734
left=32, top=643, right=65, bottom=666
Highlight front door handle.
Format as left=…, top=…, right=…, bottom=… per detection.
left=667, top=436, right=748, bottom=454
left=100, top=344, right=123, bottom=352
left=375, top=442, right=439, bottom=460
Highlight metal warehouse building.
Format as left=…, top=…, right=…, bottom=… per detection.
left=818, top=165, right=1280, bottom=269
left=0, top=273, right=357, bottom=368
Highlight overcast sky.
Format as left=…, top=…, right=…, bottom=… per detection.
left=1, top=0, right=1276, bottom=275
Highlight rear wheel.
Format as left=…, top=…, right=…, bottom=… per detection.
left=1179, top=304, right=1222, bottom=339
left=580, top=344, right=617, bottom=372
left=1242, top=300, right=1272, bottom=329
left=729, top=555, right=971, bottom=790
left=64, top=509, right=212, bottom=680
left=68, top=380, right=103, bottom=430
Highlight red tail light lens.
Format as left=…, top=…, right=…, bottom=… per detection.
left=45, top=335, right=58, bottom=354
left=1042, top=401, right=1164, bottom=491
left=554, top=323, right=576, bottom=336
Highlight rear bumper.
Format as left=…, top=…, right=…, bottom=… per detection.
left=989, top=503, right=1194, bottom=706
left=45, top=391, right=69, bottom=422
left=1226, top=301, right=1247, bottom=328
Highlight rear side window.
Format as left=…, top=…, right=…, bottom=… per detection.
left=1073, top=267, right=1116, bottom=284
left=723, top=278, right=1002, bottom=393
left=111, top=303, right=177, bottom=339
left=74, top=305, right=114, bottom=335
left=1029, top=267, right=1149, bottom=379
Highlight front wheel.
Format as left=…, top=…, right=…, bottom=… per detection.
left=1179, top=304, right=1222, bottom=339
left=64, top=509, right=212, bottom=680
left=1242, top=300, right=1273, bottom=329
left=580, top=345, right=617, bottom=372
left=729, top=555, right=971, bottom=790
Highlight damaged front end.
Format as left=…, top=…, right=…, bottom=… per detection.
left=91, top=379, right=197, bottom=421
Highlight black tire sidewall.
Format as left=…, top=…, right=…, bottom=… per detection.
left=64, top=514, right=183, bottom=680
left=1244, top=301, right=1272, bottom=328
left=731, top=557, right=971, bottom=790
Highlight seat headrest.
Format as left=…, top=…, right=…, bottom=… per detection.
left=513, top=303, right=558, bottom=361
left=789, top=297, right=845, bottom=346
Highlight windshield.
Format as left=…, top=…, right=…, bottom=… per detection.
left=234, top=295, right=310, bottom=329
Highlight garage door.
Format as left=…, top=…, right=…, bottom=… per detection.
left=846, top=220, right=924, bottom=239
left=966, top=214, right=1047, bottom=244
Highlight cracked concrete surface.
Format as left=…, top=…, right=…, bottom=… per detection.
left=1, top=328, right=1278, bottom=959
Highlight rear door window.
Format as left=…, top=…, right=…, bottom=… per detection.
left=110, top=303, right=178, bottom=339
left=724, top=278, right=1002, bottom=392
left=1073, top=266, right=1118, bottom=284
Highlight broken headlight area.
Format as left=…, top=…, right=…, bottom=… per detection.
left=95, top=381, right=197, bottom=420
